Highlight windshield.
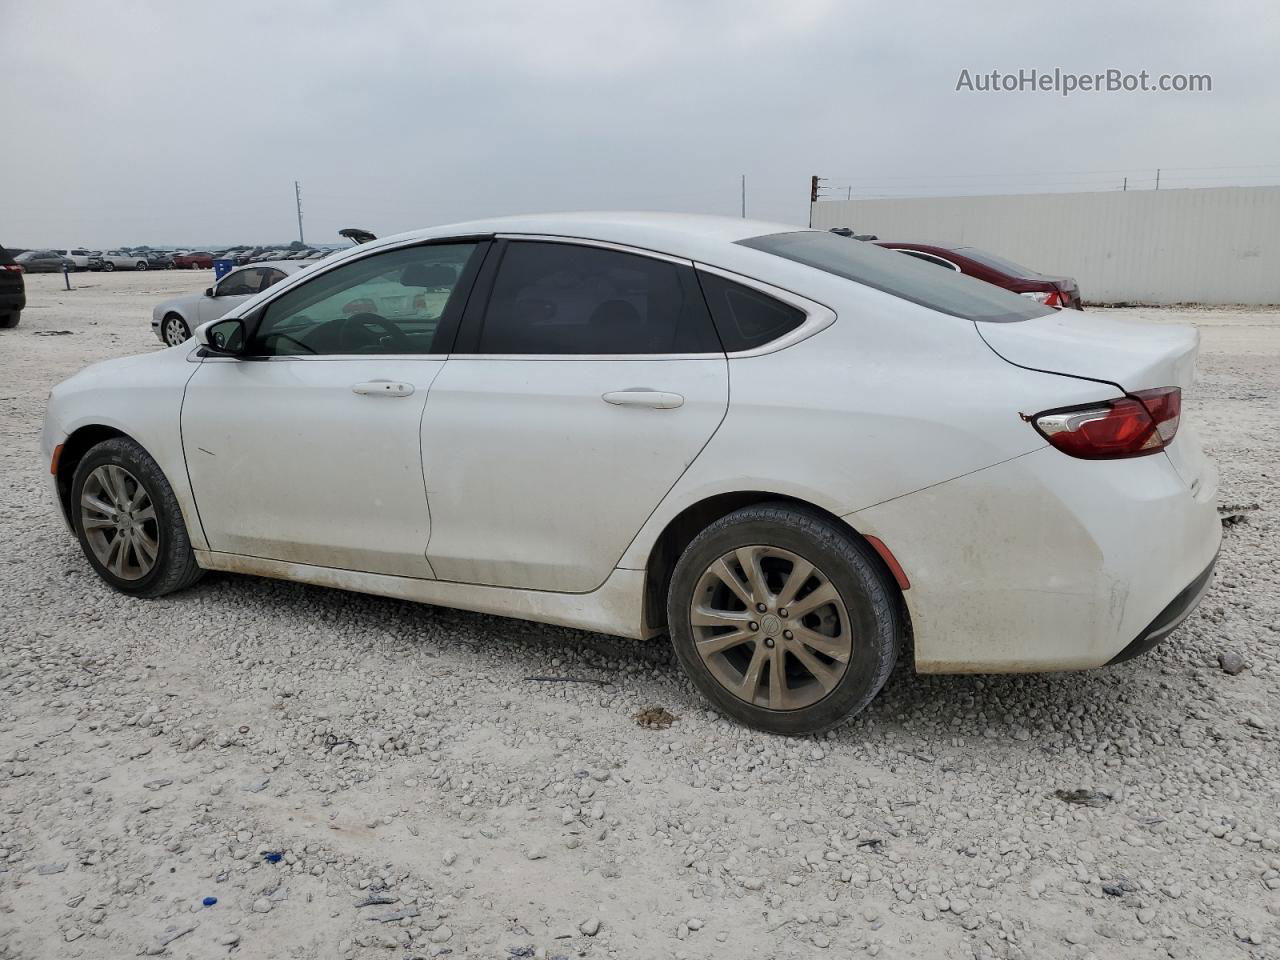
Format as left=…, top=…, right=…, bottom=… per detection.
left=738, top=231, right=1053, bottom=323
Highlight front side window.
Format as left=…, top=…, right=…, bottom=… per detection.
left=249, top=242, right=479, bottom=356
left=739, top=231, right=1053, bottom=323
left=474, top=242, right=720, bottom=355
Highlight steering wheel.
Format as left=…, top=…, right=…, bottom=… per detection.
left=337, top=313, right=411, bottom=353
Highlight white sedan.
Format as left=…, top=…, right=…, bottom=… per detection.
left=42, top=213, right=1221, bottom=734
left=151, top=261, right=309, bottom=346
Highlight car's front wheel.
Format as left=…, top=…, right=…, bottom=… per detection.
left=667, top=503, right=901, bottom=735
left=136, top=261, right=148, bottom=271
left=161, top=313, right=191, bottom=346
left=103, top=261, right=115, bottom=272
left=71, top=438, right=203, bottom=598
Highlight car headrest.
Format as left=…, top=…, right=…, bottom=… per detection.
left=400, top=263, right=456, bottom=288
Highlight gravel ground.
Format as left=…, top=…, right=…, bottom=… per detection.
left=1, top=271, right=1278, bottom=960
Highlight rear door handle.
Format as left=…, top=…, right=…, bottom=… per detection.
left=601, top=389, right=685, bottom=409
left=352, top=380, right=415, bottom=397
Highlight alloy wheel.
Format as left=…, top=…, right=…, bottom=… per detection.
left=163, top=316, right=189, bottom=346
left=79, top=464, right=159, bottom=581
left=690, top=545, right=852, bottom=710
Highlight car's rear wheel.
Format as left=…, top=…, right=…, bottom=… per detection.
left=667, top=503, right=901, bottom=735
left=71, top=438, right=203, bottom=598
left=161, top=313, right=191, bottom=346
left=0, top=311, right=18, bottom=329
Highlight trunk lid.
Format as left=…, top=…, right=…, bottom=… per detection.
left=979, top=311, right=1210, bottom=492
left=977, top=310, right=1198, bottom=392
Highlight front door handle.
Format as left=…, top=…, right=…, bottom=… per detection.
left=352, top=380, right=415, bottom=398
left=601, top=389, right=685, bottom=409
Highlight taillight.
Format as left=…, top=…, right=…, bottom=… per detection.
left=1031, top=387, right=1181, bottom=459
left=1019, top=289, right=1063, bottom=308
left=2, top=264, right=22, bottom=273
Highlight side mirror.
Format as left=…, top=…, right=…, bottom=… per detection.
left=196, top=317, right=246, bottom=356
left=204, top=287, right=215, bottom=298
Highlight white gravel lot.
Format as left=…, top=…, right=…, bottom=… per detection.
left=1, top=271, right=1278, bottom=960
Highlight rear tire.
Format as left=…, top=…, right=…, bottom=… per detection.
left=71, top=438, right=203, bottom=598
left=667, top=503, right=901, bottom=735
left=0, top=311, right=18, bottom=329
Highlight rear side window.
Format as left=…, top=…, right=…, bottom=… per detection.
left=739, top=231, right=1053, bottom=323
left=475, top=242, right=720, bottom=355
left=697, top=272, right=805, bottom=352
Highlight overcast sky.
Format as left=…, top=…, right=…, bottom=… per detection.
left=3, top=1, right=1278, bottom=247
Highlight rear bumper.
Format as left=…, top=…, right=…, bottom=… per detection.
left=0, top=291, right=26, bottom=312
left=850, top=444, right=1221, bottom=673
left=1106, top=553, right=1217, bottom=664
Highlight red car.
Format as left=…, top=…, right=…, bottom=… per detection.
left=172, top=251, right=214, bottom=270
left=874, top=241, right=1083, bottom=309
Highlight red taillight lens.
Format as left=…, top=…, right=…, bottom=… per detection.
left=2, top=264, right=22, bottom=273
left=1032, top=387, right=1181, bottom=459
left=1134, top=386, right=1181, bottom=443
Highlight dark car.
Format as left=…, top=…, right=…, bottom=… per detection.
left=14, top=250, right=75, bottom=274
left=0, top=244, right=25, bottom=328
left=172, top=251, right=214, bottom=269
left=874, top=242, right=1083, bottom=309
left=145, top=252, right=176, bottom=270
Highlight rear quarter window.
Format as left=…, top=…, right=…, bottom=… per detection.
left=697, top=272, right=805, bottom=352
left=738, top=231, right=1053, bottom=323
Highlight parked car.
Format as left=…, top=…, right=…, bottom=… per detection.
left=150, top=261, right=308, bottom=345
left=172, top=251, right=214, bottom=270
left=145, top=252, right=176, bottom=270
left=14, top=250, right=75, bottom=273
left=43, top=213, right=1218, bottom=735
left=0, top=244, right=25, bottom=328
left=875, top=242, right=1083, bottom=309
left=100, top=250, right=151, bottom=272
left=53, top=248, right=98, bottom=271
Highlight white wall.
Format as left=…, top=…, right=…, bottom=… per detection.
left=810, top=186, right=1280, bottom=305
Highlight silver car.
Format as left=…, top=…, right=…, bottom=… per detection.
left=100, top=250, right=151, bottom=272
left=151, top=261, right=309, bottom=345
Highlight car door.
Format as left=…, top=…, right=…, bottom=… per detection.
left=181, top=240, right=487, bottom=578
left=421, top=238, right=729, bottom=593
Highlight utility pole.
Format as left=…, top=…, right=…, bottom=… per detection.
left=294, top=180, right=305, bottom=245
left=1155, top=168, right=1161, bottom=191
left=741, top=174, right=746, bottom=218
left=808, top=175, right=824, bottom=228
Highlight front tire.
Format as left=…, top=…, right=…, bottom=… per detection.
left=103, top=261, right=115, bottom=272
left=136, top=261, right=148, bottom=271
left=667, top=503, right=901, bottom=735
left=71, top=438, right=203, bottom=598
left=161, top=313, right=191, bottom=346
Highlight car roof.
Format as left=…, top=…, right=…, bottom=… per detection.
left=240, top=259, right=308, bottom=273
left=362, top=211, right=804, bottom=265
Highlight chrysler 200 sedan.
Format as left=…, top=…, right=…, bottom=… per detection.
left=42, top=213, right=1220, bottom=734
